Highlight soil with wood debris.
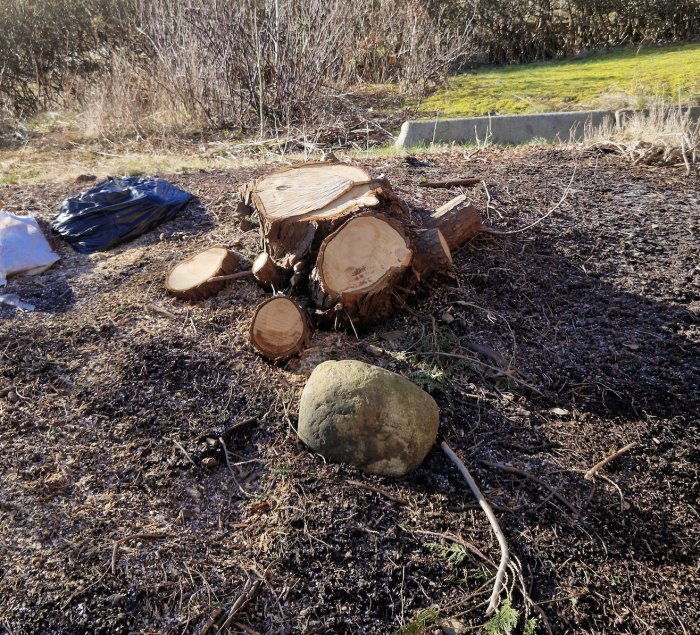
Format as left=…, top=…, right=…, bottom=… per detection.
left=1, top=147, right=698, bottom=635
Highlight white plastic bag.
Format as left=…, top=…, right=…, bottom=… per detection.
left=0, top=210, right=60, bottom=286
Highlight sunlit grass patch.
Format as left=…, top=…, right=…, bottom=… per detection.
left=421, top=42, right=700, bottom=118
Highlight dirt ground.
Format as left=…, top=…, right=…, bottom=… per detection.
left=1, top=146, right=698, bottom=635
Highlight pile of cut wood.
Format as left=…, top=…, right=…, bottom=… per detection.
left=166, top=161, right=482, bottom=360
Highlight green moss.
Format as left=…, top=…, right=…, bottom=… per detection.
left=420, top=42, right=700, bottom=118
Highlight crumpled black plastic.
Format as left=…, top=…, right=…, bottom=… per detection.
left=52, top=176, right=192, bottom=253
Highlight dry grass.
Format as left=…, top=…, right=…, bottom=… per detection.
left=586, top=101, right=699, bottom=174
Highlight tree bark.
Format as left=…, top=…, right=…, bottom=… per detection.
left=411, top=228, right=453, bottom=281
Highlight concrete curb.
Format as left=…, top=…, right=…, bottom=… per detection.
left=395, top=107, right=700, bottom=148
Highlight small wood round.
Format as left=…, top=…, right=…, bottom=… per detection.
left=165, top=247, right=240, bottom=301
left=250, top=297, right=312, bottom=361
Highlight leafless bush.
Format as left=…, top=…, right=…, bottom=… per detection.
left=2, top=0, right=699, bottom=140
left=0, top=0, right=135, bottom=117
left=118, top=0, right=473, bottom=136
left=467, top=0, right=700, bottom=64
left=586, top=101, right=699, bottom=174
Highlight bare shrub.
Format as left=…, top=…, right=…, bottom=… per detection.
left=467, top=1, right=700, bottom=64
left=3, top=0, right=698, bottom=140
left=117, top=0, right=473, bottom=137
left=0, top=0, right=134, bottom=116
left=586, top=101, right=700, bottom=174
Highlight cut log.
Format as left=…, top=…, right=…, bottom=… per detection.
left=250, top=296, right=313, bottom=361
left=411, top=228, right=453, bottom=281
left=310, top=214, right=413, bottom=328
left=165, top=247, right=240, bottom=301
left=419, top=177, right=482, bottom=189
left=428, top=194, right=483, bottom=250
left=252, top=252, right=286, bottom=290
left=243, top=163, right=408, bottom=275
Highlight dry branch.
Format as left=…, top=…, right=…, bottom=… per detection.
left=207, top=270, right=254, bottom=283
left=584, top=442, right=638, bottom=480
left=441, top=441, right=509, bottom=616
left=111, top=532, right=166, bottom=575
left=419, top=178, right=482, bottom=189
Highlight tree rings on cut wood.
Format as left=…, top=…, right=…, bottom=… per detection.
left=250, top=296, right=312, bottom=361
left=310, top=214, right=413, bottom=327
left=244, top=162, right=408, bottom=274
left=252, top=252, right=286, bottom=291
left=411, top=228, right=453, bottom=280
left=165, top=246, right=240, bottom=301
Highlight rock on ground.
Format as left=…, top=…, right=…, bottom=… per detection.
left=297, top=359, right=439, bottom=476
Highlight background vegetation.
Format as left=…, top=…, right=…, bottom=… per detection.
left=1, top=0, right=699, bottom=139
left=422, top=42, right=700, bottom=116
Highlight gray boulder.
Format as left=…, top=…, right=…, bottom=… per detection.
left=298, top=360, right=439, bottom=476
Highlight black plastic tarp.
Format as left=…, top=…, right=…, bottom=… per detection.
left=53, top=176, right=192, bottom=253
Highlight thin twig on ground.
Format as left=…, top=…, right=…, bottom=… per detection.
left=61, top=566, right=110, bottom=609
left=346, top=479, right=409, bottom=506
left=441, top=441, right=509, bottom=616
left=419, top=177, right=482, bottom=189
left=405, top=527, right=497, bottom=569
left=219, top=579, right=262, bottom=631
left=173, top=438, right=196, bottom=466
left=200, top=609, right=224, bottom=635
left=484, top=167, right=577, bottom=235
left=146, top=304, right=180, bottom=320
left=482, top=180, right=502, bottom=220
left=417, top=351, right=543, bottom=395
left=111, top=532, right=166, bottom=575
left=479, top=460, right=579, bottom=515
left=584, top=442, right=638, bottom=480
left=219, top=436, right=253, bottom=497
left=598, top=473, right=629, bottom=513
left=198, top=415, right=258, bottom=444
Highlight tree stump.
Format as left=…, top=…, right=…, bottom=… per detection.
left=249, top=296, right=312, bottom=361
left=243, top=162, right=408, bottom=281
left=165, top=247, right=240, bottom=301
left=310, top=214, right=413, bottom=327
left=242, top=161, right=483, bottom=333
